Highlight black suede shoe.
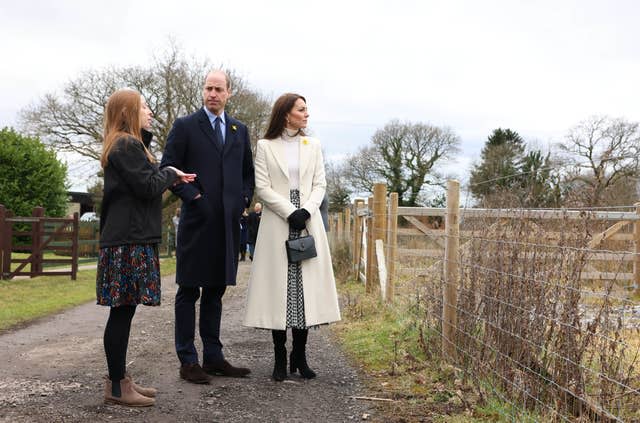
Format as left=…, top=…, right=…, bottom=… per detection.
left=203, top=360, right=251, bottom=378
left=179, top=363, right=211, bottom=384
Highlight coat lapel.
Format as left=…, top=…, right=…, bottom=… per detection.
left=268, top=138, right=289, bottom=179
left=197, top=108, right=222, bottom=153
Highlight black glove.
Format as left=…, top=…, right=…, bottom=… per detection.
left=287, top=208, right=310, bottom=231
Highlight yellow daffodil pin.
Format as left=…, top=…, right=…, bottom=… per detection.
left=302, top=138, right=309, bottom=145
left=231, top=125, right=237, bottom=131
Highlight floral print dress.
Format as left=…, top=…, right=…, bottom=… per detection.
left=96, top=244, right=161, bottom=307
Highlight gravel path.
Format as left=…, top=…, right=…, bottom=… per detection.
left=0, top=261, right=374, bottom=422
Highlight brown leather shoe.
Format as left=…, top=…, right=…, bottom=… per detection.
left=179, top=363, right=211, bottom=384
left=202, top=360, right=251, bottom=378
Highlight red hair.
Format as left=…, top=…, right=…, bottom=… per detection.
left=100, top=89, right=154, bottom=168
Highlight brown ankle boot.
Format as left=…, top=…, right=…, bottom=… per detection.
left=104, top=377, right=155, bottom=407
left=125, top=373, right=157, bottom=398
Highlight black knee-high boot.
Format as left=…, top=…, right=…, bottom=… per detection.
left=290, top=328, right=316, bottom=379
left=271, top=330, right=287, bottom=381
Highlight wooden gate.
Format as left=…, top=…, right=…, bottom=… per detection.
left=0, top=205, right=79, bottom=280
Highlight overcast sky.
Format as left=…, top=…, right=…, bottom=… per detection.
left=2, top=0, right=639, bottom=191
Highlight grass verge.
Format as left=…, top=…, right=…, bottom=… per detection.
left=331, top=279, right=470, bottom=422
left=331, top=278, right=543, bottom=422
left=0, top=257, right=176, bottom=332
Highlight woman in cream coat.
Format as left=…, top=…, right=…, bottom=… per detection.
left=244, top=93, right=341, bottom=381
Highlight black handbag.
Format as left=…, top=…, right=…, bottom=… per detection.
left=285, top=230, right=317, bottom=263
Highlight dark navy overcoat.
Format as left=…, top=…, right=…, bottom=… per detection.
left=161, top=108, right=254, bottom=286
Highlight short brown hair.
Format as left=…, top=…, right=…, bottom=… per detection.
left=204, top=70, right=231, bottom=90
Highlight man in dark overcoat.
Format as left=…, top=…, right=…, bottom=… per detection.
left=161, top=70, right=254, bottom=383
left=246, top=202, right=261, bottom=260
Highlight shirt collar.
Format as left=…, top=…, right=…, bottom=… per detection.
left=203, top=107, right=225, bottom=125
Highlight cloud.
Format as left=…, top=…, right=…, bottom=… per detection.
left=2, top=0, right=640, bottom=191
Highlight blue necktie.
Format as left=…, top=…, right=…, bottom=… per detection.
left=214, top=116, right=224, bottom=146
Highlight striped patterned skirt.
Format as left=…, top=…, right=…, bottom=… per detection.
left=286, top=190, right=307, bottom=329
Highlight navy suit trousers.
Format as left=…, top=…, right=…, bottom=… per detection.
left=175, top=284, right=227, bottom=365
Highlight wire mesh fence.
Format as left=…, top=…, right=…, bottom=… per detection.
left=328, top=181, right=640, bottom=422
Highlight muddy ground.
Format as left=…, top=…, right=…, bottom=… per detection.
left=0, top=261, right=376, bottom=422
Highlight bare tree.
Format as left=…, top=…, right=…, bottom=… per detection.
left=20, top=42, right=271, bottom=164
left=344, top=120, right=460, bottom=206
left=325, top=159, right=352, bottom=212
left=557, top=116, right=640, bottom=206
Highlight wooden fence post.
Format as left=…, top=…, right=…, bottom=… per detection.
left=0, top=205, right=4, bottom=277
left=369, top=184, right=387, bottom=294
left=373, top=183, right=388, bottom=245
left=31, top=206, right=44, bottom=277
left=352, top=200, right=364, bottom=275
left=365, top=196, right=375, bottom=293
left=357, top=211, right=366, bottom=283
left=442, top=180, right=460, bottom=359
left=71, top=212, right=79, bottom=280
left=344, top=207, right=351, bottom=244
left=337, top=212, right=343, bottom=241
left=634, top=203, right=640, bottom=295
left=375, top=239, right=387, bottom=301
left=328, top=213, right=335, bottom=249
left=386, top=192, right=398, bottom=303
left=1, top=208, right=12, bottom=280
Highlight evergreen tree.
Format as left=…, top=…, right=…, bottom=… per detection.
left=0, top=127, right=68, bottom=216
left=469, top=128, right=525, bottom=205
left=516, top=149, right=562, bottom=207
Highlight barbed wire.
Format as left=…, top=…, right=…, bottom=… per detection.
left=403, top=282, right=633, bottom=420
left=466, top=155, right=639, bottom=189
left=401, top=286, right=616, bottom=421
left=461, top=204, right=639, bottom=211
left=444, top=232, right=637, bottom=257
left=390, top=254, right=634, bottom=309
left=398, top=272, right=640, bottom=395
left=446, top=324, right=625, bottom=422
left=447, top=288, right=640, bottom=376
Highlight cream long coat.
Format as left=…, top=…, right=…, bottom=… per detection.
left=243, top=136, right=341, bottom=330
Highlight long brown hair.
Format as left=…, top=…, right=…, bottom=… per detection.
left=100, top=89, right=155, bottom=168
left=263, top=93, right=307, bottom=140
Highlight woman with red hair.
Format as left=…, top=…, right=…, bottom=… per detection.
left=97, top=89, right=195, bottom=406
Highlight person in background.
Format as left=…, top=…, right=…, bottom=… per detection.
left=167, top=221, right=175, bottom=258
left=243, top=93, right=341, bottom=381
left=97, top=89, right=195, bottom=406
left=161, top=69, right=255, bottom=384
left=246, top=202, right=262, bottom=261
left=171, top=208, right=180, bottom=250
left=319, top=193, right=329, bottom=232
left=239, top=209, right=249, bottom=261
